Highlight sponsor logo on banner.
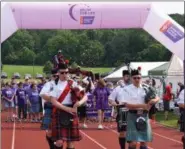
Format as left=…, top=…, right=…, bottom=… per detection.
left=69, top=4, right=95, bottom=25
left=160, top=20, right=184, bottom=43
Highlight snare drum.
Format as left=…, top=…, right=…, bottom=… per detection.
left=117, top=107, right=128, bottom=131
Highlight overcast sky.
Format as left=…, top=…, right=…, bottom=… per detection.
left=152, top=2, right=184, bottom=14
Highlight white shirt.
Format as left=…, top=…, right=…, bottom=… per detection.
left=177, top=89, right=184, bottom=104
left=50, top=80, right=82, bottom=105
left=39, top=80, right=55, bottom=114
left=109, top=82, right=127, bottom=102
left=119, top=84, right=146, bottom=104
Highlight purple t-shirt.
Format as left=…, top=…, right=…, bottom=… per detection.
left=16, top=89, right=27, bottom=106
left=37, top=83, right=44, bottom=93
left=2, top=88, right=14, bottom=101
left=28, top=89, right=40, bottom=104
left=23, top=83, right=30, bottom=91
left=93, top=87, right=110, bottom=110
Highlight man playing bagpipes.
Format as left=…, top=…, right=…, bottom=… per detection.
left=120, top=68, right=159, bottom=149
left=48, top=63, right=88, bottom=149
left=108, top=70, right=130, bottom=149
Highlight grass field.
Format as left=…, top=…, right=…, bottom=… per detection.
left=2, top=65, right=112, bottom=79
left=156, top=111, right=179, bottom=128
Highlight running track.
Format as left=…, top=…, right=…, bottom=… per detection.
left=1, top=113, right=183, bottom=149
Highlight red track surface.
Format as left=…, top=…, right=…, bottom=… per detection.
left=1, top=112, right=183, bottom=149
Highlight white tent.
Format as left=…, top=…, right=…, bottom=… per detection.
left=104, top=62, right=167, bottom=81
left=165, top=54, right=184, bottom=93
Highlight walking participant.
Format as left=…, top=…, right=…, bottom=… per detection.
left=49, top=63, right=88, bottom=149
left=93, top=79, right=110, bottom=129
left=177, top=89, right=185, bottom=145
left=121, top=69, right=159, bottom=149
left=40, top=68, right=59, bottom=149
left=108, top=70, right=130, bottom=149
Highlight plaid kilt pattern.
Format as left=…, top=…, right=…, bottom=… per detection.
left=51, top=109, right=82, bottom=142
left=41, top=108, right=52, bottom=130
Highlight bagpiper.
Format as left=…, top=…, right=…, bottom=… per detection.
left=49, top=63, right=87, bottom=149
left=108, top=70, right=130, bottom=149
left=121, top=69, right=159, bottom=149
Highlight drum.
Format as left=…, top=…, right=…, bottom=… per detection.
left=118, top=107, right=129, bottom=128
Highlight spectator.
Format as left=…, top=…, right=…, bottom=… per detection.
left=163, top=82, right=173, bottom=120
left=27, top=83, right=40, bottom=122
left=16, top=82, right=27, bottom=121
left=2, top=82, right=15, bottom=122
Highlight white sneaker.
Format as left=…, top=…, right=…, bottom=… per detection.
left=98, top=124, right=104, bottom=130
left=83, top=124, right=88, bottom=129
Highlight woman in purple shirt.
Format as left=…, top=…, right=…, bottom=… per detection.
left=93, top=79, right=110, bottom=129
left=16, top=82, right=27, bottom=121
left=2, top=82, right=15, bottom=122
left=27, top=83, right=40, bottom=122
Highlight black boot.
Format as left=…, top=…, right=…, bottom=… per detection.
left=140, top=146, right=148, bottom=149
left=54, top=146, right=63, bottom=149
left=118, top=137, right=126, bottom=149
left=46, top=135, right=55, bottom=149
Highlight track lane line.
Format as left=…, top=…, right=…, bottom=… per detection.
left=80, top=130, right=107, bottom=149
left=11, top=121, right=16, bottom=149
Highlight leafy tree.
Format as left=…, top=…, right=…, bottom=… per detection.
left=43, top=61, right=53, bottom=74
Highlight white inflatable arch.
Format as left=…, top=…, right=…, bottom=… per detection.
left=1, top=2, right=184, bottom=60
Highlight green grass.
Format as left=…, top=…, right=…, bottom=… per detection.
left=2, top=65, right=112, bottom=79
left=156, top=111, right=179, bottom=128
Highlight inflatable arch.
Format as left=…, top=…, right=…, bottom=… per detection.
left=1, top=2, right=184, bottom=60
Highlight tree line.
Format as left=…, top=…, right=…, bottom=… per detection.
left=2, top=14, right=184, bottom=67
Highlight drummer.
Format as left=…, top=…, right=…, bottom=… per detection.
left=121, top=69, right=159, bottom=149
left=108, top=70, right=130, bottom=149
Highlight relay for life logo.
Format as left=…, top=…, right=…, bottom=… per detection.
left=69, top=4, right=95, bottom=25
left=160, top=20, right=184, bottom=43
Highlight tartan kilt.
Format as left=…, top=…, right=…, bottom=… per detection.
left=51, top=109, right=82, bottom=142
left=41, top=108, right=52, bottom=130
left=126, top=112, right=152, bottom=142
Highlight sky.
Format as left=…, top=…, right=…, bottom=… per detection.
left=152, top=2, right=184, bottom=14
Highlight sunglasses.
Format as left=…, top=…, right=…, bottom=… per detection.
left=53, top=75, right=58, bottom=78
left=133, top=77, right=141, bottom=80
left=59, top=71, right=69, bottom=75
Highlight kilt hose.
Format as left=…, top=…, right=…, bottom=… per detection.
left=51, top=108, right=82, bottom=142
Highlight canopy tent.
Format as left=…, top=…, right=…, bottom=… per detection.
left=149, top=54, right=184, bottom=93
left=104, top=62, right=167, bottom=81
left=148, top=62, right=170, bottom=76
left=1, top=2, right=184, bottom=61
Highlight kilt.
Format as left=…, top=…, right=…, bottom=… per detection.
left=41, top=102, right=53, bottom=130
left=51, top=107, right=82, bottom=142
left=126, top=112, right=152, bottom=142
left=41, top=108, right=52, bottom=130
left=116, top=107, right=128, bottom=132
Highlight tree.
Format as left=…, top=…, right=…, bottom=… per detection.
left=43, top=61, right=53, bottom=74
left=19, top=47, right=36, bottom=65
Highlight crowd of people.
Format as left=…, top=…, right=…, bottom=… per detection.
left=1, top=50, right=184, bottom=149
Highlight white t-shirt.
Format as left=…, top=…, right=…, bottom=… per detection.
left=109, top=82, right=128, bottom=103
left=119, top=84, right=146, bottom=104
left=50, top=80, right=83, bottom=105
left=39, top=80, right=55, bottom=113
left=177, top=89, right=184, bottom=104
